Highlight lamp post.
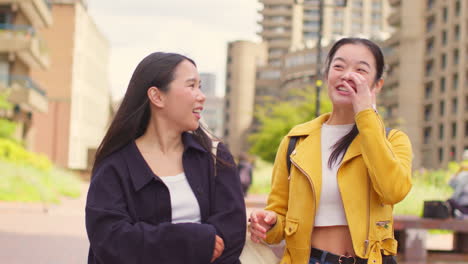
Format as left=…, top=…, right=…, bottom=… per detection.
left=296, top=0, right=348, bottom=116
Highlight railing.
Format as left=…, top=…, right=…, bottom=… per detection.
left=0, top=23, right=49, bottom=58
left=0, top=23, right=37, bottom=36
left=0, top=75, right=47, bottom=96
left=44, top=0, right=52, bottom=9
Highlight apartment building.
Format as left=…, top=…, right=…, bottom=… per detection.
left=256, top=0, right=392, bottom=98
left=0, top=0, right=52, bottom=147
left=224, top=41, right=268, bottom=158
left=31, top=0, right=110, bottom=170
left=382, top=0, right=468, bottom=169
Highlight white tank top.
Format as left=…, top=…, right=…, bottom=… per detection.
left=314, top=123, right=354, bottom=227
left=159, top=173, right=201, bottom=224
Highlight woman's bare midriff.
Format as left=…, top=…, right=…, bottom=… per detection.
left=310, top=225, right=356, bottom=257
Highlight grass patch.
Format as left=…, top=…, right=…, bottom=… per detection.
left=0, top=160, right=82, bottom=203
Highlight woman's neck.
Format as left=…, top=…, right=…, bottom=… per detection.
left=326, top=106, right=355, bottom=125
left=136, top=118, right=183, bottom=155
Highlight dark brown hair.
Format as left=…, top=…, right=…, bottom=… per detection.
left=324, top=38, right=385, bottom=168
left=92, top=52, right=221, bottom=173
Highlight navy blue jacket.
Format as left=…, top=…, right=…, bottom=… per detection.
left=86, top=133, right=246, bottom=264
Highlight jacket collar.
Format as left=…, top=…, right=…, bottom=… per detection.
left=123, top=132, right=207, bottom=192
left=288, top=112, right=363, bottom=165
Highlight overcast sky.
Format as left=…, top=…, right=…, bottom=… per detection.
left=88, top=0, right=260, bottom=101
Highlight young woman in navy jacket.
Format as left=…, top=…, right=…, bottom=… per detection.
left=86, top=52, right=246, bottom=264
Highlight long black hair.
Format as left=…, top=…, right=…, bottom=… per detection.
left=92, top=52, right=219, bottom=173
left=324, top=38, right=385, bottom=168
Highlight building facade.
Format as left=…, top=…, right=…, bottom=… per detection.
left=31, top=0, right=110, bottom=170
left=0, top=0, right=52, bottom=147
left=224, top=41, right=268, bottom=158
left=382, top=0, right=468, bottom=169
left=200, top=73, right=224, bottom=138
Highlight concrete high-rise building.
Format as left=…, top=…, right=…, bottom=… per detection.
left=0, top=0, right=52, bottom=148
left=200, top=73, right=224, bottom=138
left=224, top=41, right=268, bottom=158
left=31, top=0, right=110, bottom=170
left=382, top=0, right=468, bottom=169
left=257, top=0, right=392, bottom=97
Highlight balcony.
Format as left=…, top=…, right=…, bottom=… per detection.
left=258, top=29, right=291, bottom=38
left=388, top=0, right=401, bottom=7
left=259, top=7, right=292, bottom=17
left=0, top=75, right=48, bottom=112
left=387, top=10, right=401, bottom=27
left=258, top=18, right=291, bottom=27
left=0, top=0, right=53, bottom=27
left=0, top=24, right=50, bottom=69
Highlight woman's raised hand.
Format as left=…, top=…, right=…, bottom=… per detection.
left=341, top=72, right=375, bottom=114
left=249, top=210, right=277, bottom=243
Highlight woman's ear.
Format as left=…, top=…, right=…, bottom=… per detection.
left=373, top=78, right=384, bottom=94
left=148, top=86, right=164, bottom=108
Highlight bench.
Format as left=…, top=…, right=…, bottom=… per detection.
left=393, top=215, right=468, bottom=262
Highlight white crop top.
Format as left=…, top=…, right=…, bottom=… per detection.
left=314, top=123, right=354, bottom=227
left=159, top=173, right=201, bottom=224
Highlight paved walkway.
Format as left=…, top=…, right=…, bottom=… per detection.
left=0, top=186, right=458, bottom=263
left=0, top=184, right=89, bottom=264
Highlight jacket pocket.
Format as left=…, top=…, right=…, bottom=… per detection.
left=284, top=218, right=299, bottom=236
left=375, top=220, right=393, bottom=240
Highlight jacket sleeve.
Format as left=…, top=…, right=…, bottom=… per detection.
left=206, top=143, right=246, bottom=264
left=264, top=136, right=290, bottom=244
left=86, top=164, right=216, bottom=264
left=355, top=108, right=413, bottom=205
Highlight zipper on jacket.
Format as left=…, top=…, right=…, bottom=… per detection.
left=363, top=184, right=371, bottom=256
left=290, top=159, right=316, bottom=257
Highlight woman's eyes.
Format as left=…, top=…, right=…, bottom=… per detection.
left=357, top=68, right=368, bottom=73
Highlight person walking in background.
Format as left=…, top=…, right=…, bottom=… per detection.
left=85, top=52, right=246, bottom=264
left=249, top=38, right=413, bottom=264
left=238, top=152, right=253, bottom=196
left=447, top=149, right=468, bottom=218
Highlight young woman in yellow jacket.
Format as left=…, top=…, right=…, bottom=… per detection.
left=249, top=38, right=413, bottom=264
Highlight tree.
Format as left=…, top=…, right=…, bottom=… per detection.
left=0, top=92, right=16, bottom=139
left=248, top=86, right=332, bottom=163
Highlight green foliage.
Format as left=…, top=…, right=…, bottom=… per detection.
left=0, top=92, right=16, bottom=140
left=248, top=87, right=332, bottom=163
left=0, top=160, right=81, bottom=203
left=0, top=138, right=52, bottom=171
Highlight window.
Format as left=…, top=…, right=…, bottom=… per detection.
left=456, top=0, right=461, bottom=16
left=439, top=124, right=444, bottom=140
left=454, top=49, right=459, bottom=65
left=442, top=30, right=447, bottom=45
left=424, top=127, right=432, bottom=144
left=426, top=38, right=434, bottom=54
left=425, top=82, right=433, bottom=99
left=441, top=53, right=446, bottom=69
left=465, top=121, right=468, bottom=137
left=438, top=147, right=444, bottom=163
left=440, top=77, right=446, bottom=92
left=424, top=105, right=432, bottom=121
left=440, top=100, right=445, bottom=116
left=453, top=73, right=459, bottom=90
left=452, top=122, right=457, bottom=137
left=425, top=60, right=433, bottom=76
left=426, top=16, right=435, bottom=32
left=455, top=24, right=460, bottom=41
left=443, top=7, right=448, bottom=23
left=450, top=146, right=456, bottom=160
left=452, top=98, right=458, bottom=113
left=427, top=0, right=435, bottom=10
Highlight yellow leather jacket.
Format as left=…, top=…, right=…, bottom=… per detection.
left=265, top=109, right=413, bottom=264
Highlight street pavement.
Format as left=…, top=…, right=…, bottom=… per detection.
left=0, top=185, right=456, bottom=263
